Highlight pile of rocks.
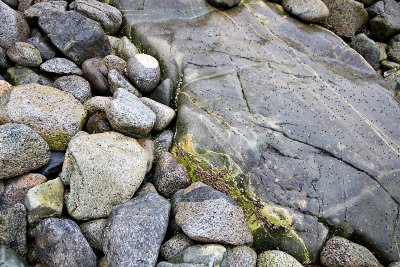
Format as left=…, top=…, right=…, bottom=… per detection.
left=0, top=0, right=399, bottom=266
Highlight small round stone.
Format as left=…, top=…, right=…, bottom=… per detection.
left=40, top=58, right=83, bottom=75
left=227, top=246, right=257, bottom=267
left=85, top=112, right=112, bottom=134
left=206, top=0, right=240, bottom=8
left=257, top=250, right=303, bottom=267
left=54, top=75, right=92, bottom=103
left=126, top=53, right=161, bottom=93
left=160, top=233, right=195, bottom=260
left=104, top=55, right=126, bottom=74
left=6, top=42, right=42, bottom=67
left=282, top=0, right=329, bottom=23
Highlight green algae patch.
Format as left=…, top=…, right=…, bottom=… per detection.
left=41, top=132, right=73, bottom=151
left=172, top=134, right=311, bottom=263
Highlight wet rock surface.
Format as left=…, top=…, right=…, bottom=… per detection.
left=113, top=0, right=400, bottom=263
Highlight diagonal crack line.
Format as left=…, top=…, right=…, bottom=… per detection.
left=254, top=122, right=400, bottom=206
left=235, top=70, right=253, bottom=114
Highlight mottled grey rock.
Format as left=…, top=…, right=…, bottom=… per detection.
left=114, top=0, right=400, bottom=263
left=0, top=124, right=50, bottom=180
left=115, top=36, right=137, bottom=60
left=27, top=35, right=57, bottom=61
left=7, top=42, right=42, bottom=67
left=80, top=219, right=108, bottom=253
left=388, top=34, right=400, bottom=64
left=134, top=182, right=158, bottom=196
left=384, top=69, right=400, bottom=90
left=175, top=182, right=253, bottom=245
left=257, top=250, right=303, bottom=267
left=0, top=47, right=11, bottom=69
left=320, top=237, right=383, bottom=267
left=149, top=78, right=174, bottom=107
left=141, top=97, right=176, bottom=131
left=0, top=173, right=47, bottom=209
left=206, top=0, right=240, bottom=8
left=104, top=55, right=126, bottom=74
left=351, top=34, right=381, bottom=70
left=322, top=0, right=368, bottom=37
left=137, top=138, right=155, bottom=173
left=54, top=75, right=92, bottom=103
left=40, top=58, right=83, bottom=75
left=282, top=0, right=329, bottom=22
left=5, top=67, right=39, bottom=85
left=108, top=69, right=141, bottom=96
left=25, top=178, right=64, bottom=225
left=0, top=1, right=30, bottom=50
left=369, top=0, right=400, bottom=40
left=18, top=0, right=33, bottom=13
left=165, top=244, right=227, bottom=266
left=32, top=218, right=96, bottom=267
left=106, top=88, right=156, bottom=137
left=82, top=57, right=109, bottom=95
left=39, top=152, right=65, bottom=179
left=38, top=74, right=54, bottom=87
left=227, top=246, right=257, bottom=267
left=154, top=129, right=174, bottom=160
left=74, top=0, right=122, bottom=34
left=60, top=131, right=148, bottom=220
left=39, top=11, right=111, bottom=65
left=160, top=233, right=195, bottom=261
left=104, top=191, right=170, bottom=267
left=377, top=42, right=387, bottom=61
left=0, top=84, right=87, bottom=150
left=126, top=53, right=161, bottom=93
left=85, top=112, right=112, bottom=134
left=153, top=152, right=190, bottom=197
left=2, top=0, right=18, bottom=7
left=24, top=1, right=68, bottom=19
left=84, top=96, right=112, bottom=114
left=382, top=60, right=400, bottom=69
left=0, top=245, right=28, bottom=267
left=0, top=203, right=27, bottom=256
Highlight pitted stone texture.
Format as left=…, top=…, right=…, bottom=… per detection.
left=113, top=0, right=400, bottom=263
left=24, top=1, right=68, bottom=19
left=227, top=246, right=257, bottom=267
left=0, top=124, right=50, bottom=180
left=0, top=203, right=27, bottom=256
left=106, top=88, right=156, bottom=137
left=6, top=42, right=42, bottom=67
left=320, top=237, right=383, bottom=267
left=160, top=233, right=195, bottom=261
left=154, top=129, right=174, bottom=160
left=0, top=173, right=47, bottom=209
left=104, top=191, right=170, bottom=267
left=282, top=0, right=329, bottom=23
left=39, top=11, right=111, bottom=65
left=108, top=69, right=141, bottom=96
left=141, top=97, right=176, bottom=132
left=351, top=34, right=381, bottom=70
left=54, top=75, right=92, bottom=103
left=0, top=1, right=30, bottom=50
left=60, top=131, right=148, bottom=220
left=153, top=152, right=190, bottom=197
left=75, top=0, right=122, bottom=34
left=126, top=53, right=161, bottom=93
left=40, top=58, right=83, bottom=75
left=322, top=0, right=368, bottom=37
left=80, top=219, right=108, bottom=253
left=257, top=250, right=303, bottom=267
left=84, top=96, right=112, bottom=114
left=32, top=218, right=96, bottom=267
left=104, top=55, right=126, bottom=74
left=175, top=182, right=253, bottom=245
left=0, top=84, right=87, bottom=150
left=25, top=178, right=64, bottom=225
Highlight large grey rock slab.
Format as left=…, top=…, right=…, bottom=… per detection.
left=38, top=11, right=111, bottom=65
left=0, top=124, right=50, bottom=180
left=60, top=131, right=148, bottom=220
left=0, top=1, right=30, bottom=50
left=0, top=84, right=87, bottom=150
left=32, top=218, right=96, bottom=267
left=114, top=0, right=400, bottom=263
left=104, top=191, right=170, bottom=267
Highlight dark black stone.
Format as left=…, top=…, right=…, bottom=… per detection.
left=149, top=78, right=174, bottom=107
left=27, top=36, right=57, bottom=61
left=39, top=151, right=65, bottom=179
left=85, top=113, right=112, bottom=134
left=82, top=57, right=109, bottom=95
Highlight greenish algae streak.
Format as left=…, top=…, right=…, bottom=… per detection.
left=172, top=134, right=311, bottom=263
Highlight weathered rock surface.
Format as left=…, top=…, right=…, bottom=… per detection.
left=0, top=203, right=27, bottom=256
left=160, top=233, right=195, bottom=261
left=368, top=0, right=400, bottom=40
left=257, top=250, right=303, bottom=267
left=108, top=68, right=141, bottom=96
left=38, top=11, right=111, bottom=65
left=24, top=1, right=68, bottom=19
left=282, top=0, right=329, bottom=23
left=0, top=124, right=50, bottom=180
left=227, top=246, right=257, bottom=267
left=320, top=236, right=383, bottom=267
left=32, top=218, right=96, bottom=267
left=5, top=67, right=39, bottom=85
left=351, top=34, right=381, bottom=70
left=388, top=34, right=400, bottom=64
left=40, top=58, right=83, bottom=75
left=113, top=0, right=400, bottom=263
left=80, top=219, right=108, bottom=252
left=0, top=84, right=87, bottom=150
left=54, top=75, right=92, bottom=103
left=84, top=96, right=112, bottom=114
left=6, top=42, right=42, bottom=67
left=104, top=191, right=170, bottom=267
left=0, top=1, right=30, bottom=50
left=141, top=97, right=176, bottom=131
left=175, top=182, right=253, bottom=245
left=126, top=53, right=161, bottom=93
left=60, top=131, right=148, bottom=220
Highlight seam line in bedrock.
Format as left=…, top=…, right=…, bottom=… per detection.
left=393, top=207, right=400, bottom=257
left=223, top=3, right=400, bottom=158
